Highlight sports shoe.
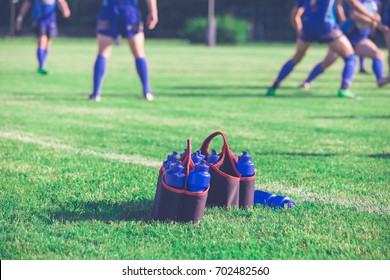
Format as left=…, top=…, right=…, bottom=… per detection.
left=359, top=69, right=368, bottom=74
left=338, top=89, right=361, bottom=100
left=377, top=76, right=390, bottom=88
left=144, top=92, right=155, bottom=101
left=266, top=88, right=276, bottom=96
left=37, top=68, right=48, bottom=75
left=299, top=82, right=310, bottom=90
left=88, top=93, right=101, bottom=102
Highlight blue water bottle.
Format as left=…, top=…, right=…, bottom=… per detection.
left=269, top=195, right=296, bottom=208
left=207, top=149, right=220, bottom=164
left=254, top=190, right=295, bottom=208
left=188, top=161, right=210, bottom=192
left=163, top=151, right=180, bottom=169
left=192, top=151, right=206, bottom=164
left=236, top=151, right=255, bottom=177
left=165, top=162, right=186, bottom=189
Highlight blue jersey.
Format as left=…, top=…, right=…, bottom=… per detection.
left=298, top=0, right=344, bottom=43
left=383, top=0, right=390, bottom=26
left=341, top=0, right=378, bottom=45
left=295, top=0, right=305, bottom=7
left=300, top=0, right=338, bottom=25
left=102, top=0, right=139, bottom=7
left=27, top=0, right=57, bottom=20
left=343, top=0, right=379, bottom=19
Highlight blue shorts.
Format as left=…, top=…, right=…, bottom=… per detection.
left=385, top=10, right=390, bottom=28
left=33, top=13, right=58, bottom=38
left=97, top=5, right=143, bottom=39
left=346, top=30, right=368, bottom=47
left=341, top=21, right=370, bottom=47
left=300, top=22, right=343, bottom=43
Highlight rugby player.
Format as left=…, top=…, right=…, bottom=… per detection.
left=267, top=0, right=382, bottom=99
left=89, top=0, right=158, bottom=102
left=16, top=0, right=71, bottom=75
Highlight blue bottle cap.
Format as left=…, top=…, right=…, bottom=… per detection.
left=170, top=151, right=180, bottom=162
left=239, top=151, right=252, bottom=161
left=192, top=151, right=204, bottom=164
left=169, top=162, right=184, bottom=173
left=198, top=151, right=206, bottom=159
left=195, top=160, right=209, bottom=172
left=207, top=149, right=220, bottom=163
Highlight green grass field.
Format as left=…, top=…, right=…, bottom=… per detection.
left=0, top=38, right=389, bottom=260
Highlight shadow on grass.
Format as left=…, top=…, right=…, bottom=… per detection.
left=161, top=91, right=335, bottom=99
left=367, top=153, right=390, bottom=159
left=256, top=152, right=390, bottom=159
left=255, top=152, right=338, bottom=157
left=49, top=199, right=153, bottom=223
left=312, top=115, right=390, bottom=120
left=171, top=85, right=264, bottom=90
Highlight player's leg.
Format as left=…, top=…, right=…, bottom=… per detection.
left=354, top=38, right=390, bottom=87
left=128, top=32, right=154, bottom=101
left=359, top=56, right=368, bottom=73
left=267, top=39, right=311, bottom=96
left=90, top=34, right=113, bottom=101
left=36, top=34, right=49, bottom=74
left=384, top=30, right=390, bottom=76
left=328, top=35, right=358, bottom=99
left=36, top=15, right=57, bottom=75
left=301, top=50, right=339, bottom=89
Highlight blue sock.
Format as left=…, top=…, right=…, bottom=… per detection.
left=372, top=58, right=384, bottom=81
left=37, top=48, right=46, bottom=69
left=341, top=54, right=356, bottom=90
left=272, top=59, right=296, bottom=89
left=135, top=57, right=151, bottom=94
left=305, top=63, right=324, bottom=84
left=360, top=56, right=366, bottom=71
left=93, top=55, right=107, bottom=96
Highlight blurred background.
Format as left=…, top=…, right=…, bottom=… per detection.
left=2, top=0, right=303, bottom=42
left=1, top=0, right=387, bottom=44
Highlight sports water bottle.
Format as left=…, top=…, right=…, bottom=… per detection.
left=236, top=151, right=255, bottom=177
left=192, top=151, right=206, bottom=164
left=163, top=151, right=180, bottom=170
left=254, top=190, right=295, bottom=208
left=165, top=162, right=186, bottom=189
left=207, top=149, right=220, bottom=164
left=188, top=161, right=210, bottom=192
left=180, top=149, right=188, bottom=159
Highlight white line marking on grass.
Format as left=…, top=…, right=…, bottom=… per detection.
left=259, top=183, right=390, bottom=215
left=1, top=131, right=388, bottom=215
left=0, top=131, right=161, bottom=168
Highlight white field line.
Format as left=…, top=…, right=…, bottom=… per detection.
left=0, top=131, right=161, bottom=168
left=258, top=183, right=390, bottom=215
left=1, top=131, right=388, bottom=215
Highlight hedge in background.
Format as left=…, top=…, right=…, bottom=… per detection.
left=182, top=16, right=248, bottom=45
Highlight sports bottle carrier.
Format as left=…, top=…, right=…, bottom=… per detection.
left=151, top=139, right=209, bottom=223
left=151, top=132, right=256, bottom=223
left=199, top=131, right=255, bottom=209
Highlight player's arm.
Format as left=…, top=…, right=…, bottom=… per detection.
left=350, top=6, right=388, bottom=32
left=58, top=0, right=71, bottom=18
left=290, top=7, right=304, bottom=33
left=16, top=0, right=31, bottom=31
left=346, top=0, right=380, bottom=23
left=290, top=1, right=305, bottom=33
left=336, top=0, right=347, bottom=23
left=145, top=0, right=158, bottom=30
left=350, top=10, right=376, bottom=23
